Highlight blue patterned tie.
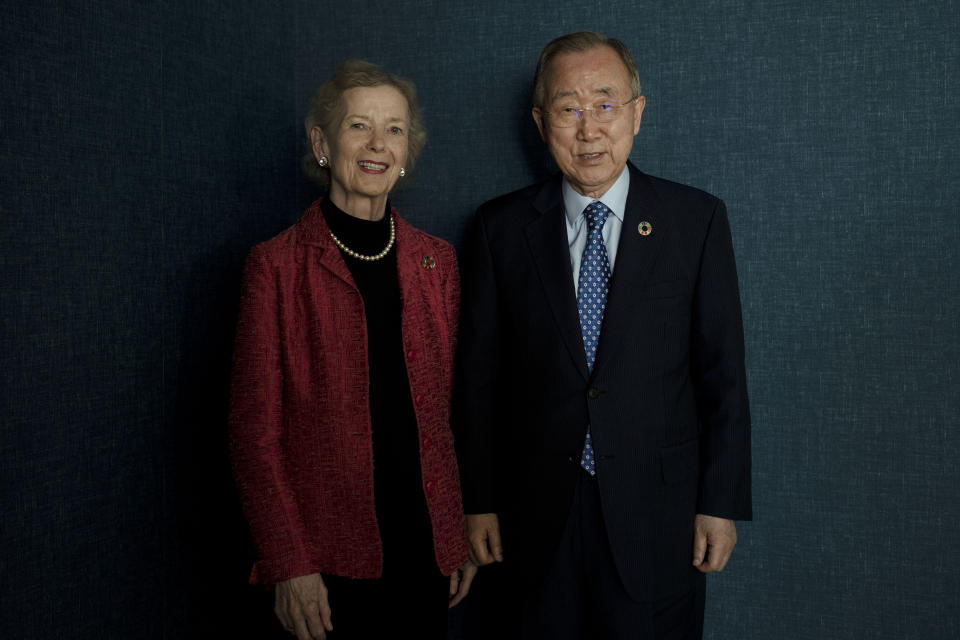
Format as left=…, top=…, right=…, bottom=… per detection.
left=577, top=202, right=611, bottom=476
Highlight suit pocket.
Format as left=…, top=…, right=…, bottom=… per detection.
left=659, top=438, right=700, bottom=485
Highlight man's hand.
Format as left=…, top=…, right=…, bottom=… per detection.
left=448, top=559, right=479, bottom=607
left=466, top=513, right=503, bottom=565
left=692, top=514, right=738, bottom=573
left=274, top=573, right=333, bottom=640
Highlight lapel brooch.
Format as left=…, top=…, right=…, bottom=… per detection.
left=421, top=256, right=437, bottom=270
left=637, top=221, right=653, bottom=236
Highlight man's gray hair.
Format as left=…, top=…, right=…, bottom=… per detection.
left=532, top=31, right=642, bottom=109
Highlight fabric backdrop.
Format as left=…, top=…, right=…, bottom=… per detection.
left=1, top=1, right=956, bottom=638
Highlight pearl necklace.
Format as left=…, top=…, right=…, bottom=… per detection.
left=328, top=214, right=396, bottom=261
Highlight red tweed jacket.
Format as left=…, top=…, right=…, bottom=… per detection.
left=229, top=199, right=466, bottom=584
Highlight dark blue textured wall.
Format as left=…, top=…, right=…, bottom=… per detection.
left=2, top=1, right=957, bottom=638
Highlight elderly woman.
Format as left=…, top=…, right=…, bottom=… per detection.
left=229, top=60, right=474, bottom=640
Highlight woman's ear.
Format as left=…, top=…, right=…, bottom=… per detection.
left=310, top=126, right=328, bottom=164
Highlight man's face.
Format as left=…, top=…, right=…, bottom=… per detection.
left=533, top=45, right=645, bottom=198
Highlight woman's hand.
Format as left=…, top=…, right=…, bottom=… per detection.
left=448, top=559, right=478, bottom=608
left=274, top=573, right=333, bottom=640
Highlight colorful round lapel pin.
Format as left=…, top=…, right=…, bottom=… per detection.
left=421, top=255, right=437, bottom=270
left=637, top=221, right=653, bottom=236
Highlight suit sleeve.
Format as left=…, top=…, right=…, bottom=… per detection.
left=692, top=200, right=753, bottom=521
left=453, top=211, right=503, bottom=514
left=228, top=246, right=314, bottom=583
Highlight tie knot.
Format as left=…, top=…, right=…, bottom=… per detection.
left=584, top=202, right=610, bottom=230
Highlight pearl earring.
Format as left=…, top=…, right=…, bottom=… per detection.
left=318, top=156, right=328, bottom=167
left=399, top=167, right=406, bottom=177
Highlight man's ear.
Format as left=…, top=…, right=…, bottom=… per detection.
left=632, top=96, right=646, bottom=135
left=532, top=108, right=548, bottom=142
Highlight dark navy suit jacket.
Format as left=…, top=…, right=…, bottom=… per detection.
left=454, top=162, right=752, bottom=601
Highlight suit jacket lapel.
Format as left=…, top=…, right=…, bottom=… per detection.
left=393, top=212, right=427, bottom=310
left=524, top=177, right=591, bottom=381
left=297, top=199, right=358, bottom=289
left=593, top=164, right=665, bottom=379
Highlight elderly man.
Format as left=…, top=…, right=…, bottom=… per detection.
left=454, top=31, right=752, bottom=639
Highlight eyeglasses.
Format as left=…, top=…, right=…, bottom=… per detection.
left=545, top=97, right=639, bottom=128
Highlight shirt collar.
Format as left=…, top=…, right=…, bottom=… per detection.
left=562, top=165, right=630, bottom=226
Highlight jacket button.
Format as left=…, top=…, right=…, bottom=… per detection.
left=406, top=349, right=416, bottom=362
left=422, top=436, right=431, bottom=450
left=587, top=387, right=600, bottom=399
left=415, top=394, right=424, bottom=407
left=425, top=480, right=434, bottom=494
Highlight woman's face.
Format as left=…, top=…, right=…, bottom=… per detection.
left=316, top=85, right=409, bottom=206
